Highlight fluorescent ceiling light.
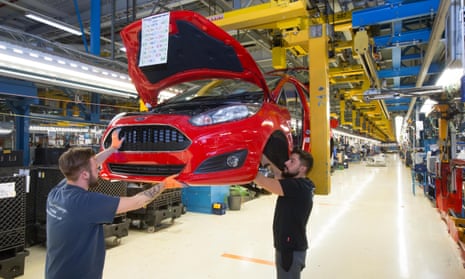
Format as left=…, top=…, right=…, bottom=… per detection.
left=29, top=125, right=89, bottom=133
left=420, top=98, right=437, bottom=115
left=25, top=13, right=82, bottom=36
left=0, top=128, right=12, bottom=135
left=395, top=116, right=403, bottom=143
left=332, top=128, right=380, bottom=144
left=436, top=67, right=463, bottom=86
left=0, top=41, right=138, bottom=99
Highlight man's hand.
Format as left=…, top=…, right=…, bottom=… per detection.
left=111, top=128, right=125, bottom=150
left=162, top=174, right=183, bottom=189
left=261, top=154, right=271, bottom=166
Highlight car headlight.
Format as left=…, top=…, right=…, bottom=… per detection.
left=190, top=104, right=259, bottom=126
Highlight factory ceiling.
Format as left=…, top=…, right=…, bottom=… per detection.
left=0, top=0, right=453, bottom=142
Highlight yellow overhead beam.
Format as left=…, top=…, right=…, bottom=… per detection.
left=282, top=29, right=310, bottom=54
left=325, top=11, right=353, bottom=32
left=329, top=65, right=365, bottom=77
left=330, top=76, right=365, bottom=84
left=333, top=40, right=353, bottom=52
left=208, top=0, right=308, bottom=30
left=209, top=0, right=394, bottom=142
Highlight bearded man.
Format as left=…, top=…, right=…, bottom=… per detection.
left=253, top=148, right=315, bottom=279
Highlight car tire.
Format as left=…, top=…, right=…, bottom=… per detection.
left=263, top=132, right=289, bottom=171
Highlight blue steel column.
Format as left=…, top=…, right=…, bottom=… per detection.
left=90, top=0, right=101, bottom=122
left=89, top=93, right=100, bottom=123
left=392, top=21, right=402, bottom=88
left=90, top=0, right=101, bottom=55
left=12, top=103, right=30, bottom=165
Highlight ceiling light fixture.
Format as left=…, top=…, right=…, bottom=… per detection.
left=0, top=128, right=12, bottom=135
left=0, top=41, right=138, bottom=99
left=419, top=98, right=438, bottom=116
left=332, top=128, right=380, bottom=144
left=29, top=125, right=90, bottom=133
left=25, top=13, right=82, bottom=36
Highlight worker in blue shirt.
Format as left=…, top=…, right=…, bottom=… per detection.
left=45, top=129, right=179, bottom=279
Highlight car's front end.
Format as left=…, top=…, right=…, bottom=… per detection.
left=100, top=79, right=292, bottom=185
left=99, top=10, right=294, bottom=185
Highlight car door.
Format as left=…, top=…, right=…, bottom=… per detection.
left=276, top=80, right=310, bottom=151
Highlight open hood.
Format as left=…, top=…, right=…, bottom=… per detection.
left=121, top=10, right=268, bottom=107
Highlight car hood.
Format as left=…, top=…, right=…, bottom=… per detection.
left=121, top=10, right=269, bottom=107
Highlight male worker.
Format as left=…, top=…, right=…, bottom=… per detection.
left=45, top=129, right=180, bottom=279
left=253, top=148, right=315, bottom=279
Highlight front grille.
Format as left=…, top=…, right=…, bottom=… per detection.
left=105, top=125, right=191, bottom=152
left=108, top=163, right=185, bottom=176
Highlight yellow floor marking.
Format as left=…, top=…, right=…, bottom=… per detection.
left=221, top=253, right=275, bottom=266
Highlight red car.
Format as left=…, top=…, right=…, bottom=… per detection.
left=99, top=10, right=310, bottom=185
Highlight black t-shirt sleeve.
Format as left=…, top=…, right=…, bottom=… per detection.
left=280, top=178, right=314, bottom=197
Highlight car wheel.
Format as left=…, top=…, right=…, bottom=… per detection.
left=263, top=132, right=289, bottom=171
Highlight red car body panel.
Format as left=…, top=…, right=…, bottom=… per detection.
left=121, top=10, right=269, bottom=107
left=99, top=11, right=309, bottom=186
left=100, top=103, right=292, bottom=185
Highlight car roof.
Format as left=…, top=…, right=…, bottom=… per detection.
left=121, top=10, right=268, bottom=107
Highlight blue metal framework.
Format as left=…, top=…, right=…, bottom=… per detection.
left=0, top=77, right=37, bottom=165
left=352, top=0, right=440, bottom=28
left=353, top=0, right=442, bottom=114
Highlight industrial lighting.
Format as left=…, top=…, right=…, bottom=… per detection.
left=0, top=41, right=138, bottom=99
left=0, top=128, right=12, bottom=135
left=29, top=125, right=89, bottom=133
left=25, top=13, right=82, bottom=36
left=420, top=98, right=437, bottom=115
left=332, top=128, right=380, bottom=144
left=395, top=116, right=403, bottom=143
left=436, top=67, right=463, bottom=87
left=158, top=89, right=177, bottom=102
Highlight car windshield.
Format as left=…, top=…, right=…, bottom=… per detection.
left=160, top=79, right=263, bottom=104
left=266, top=68, right=309, bottom=85
left=265, top=76, right=282, bottom=90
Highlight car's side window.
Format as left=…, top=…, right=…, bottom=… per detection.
left=277, top=83, right=304, bottom=147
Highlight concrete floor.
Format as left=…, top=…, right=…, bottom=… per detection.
left=21, top=154, right=465, bottom=278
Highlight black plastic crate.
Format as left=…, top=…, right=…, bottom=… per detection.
left=0, top=176, right=26, bottom=251
left=0, top=249, right=29, bottom=279
left=90, top=178, right=127, bottom=197
left=33, top=148, right=66, bottom=166
left=103, top=218, right=130, bottom=246
left=31, top=167, right=65, bottom=223
left=0, top=167, right=21, bottom=177
left=0, top=151, right=23, bottom=167
left=127, top=186, right=183, bottom=232
left=93, top=179, right=130, bottom=243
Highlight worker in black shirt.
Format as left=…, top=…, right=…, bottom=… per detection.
left=254, top=148, right=315, bottom=279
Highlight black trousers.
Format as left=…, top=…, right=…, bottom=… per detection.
left=275, top=250, right=307, bottom=279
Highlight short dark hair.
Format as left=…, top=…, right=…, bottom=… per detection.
left=58, top=147, right=95, bottom=181
left=291, top=148, right=313, bottom=174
